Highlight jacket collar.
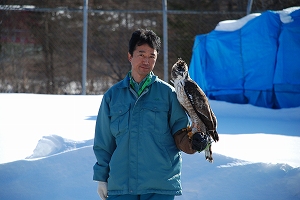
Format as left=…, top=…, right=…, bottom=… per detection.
left=118, top=71, right=157, bottom=89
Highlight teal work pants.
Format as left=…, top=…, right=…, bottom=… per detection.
left=107, top=194, right=175, bottom=200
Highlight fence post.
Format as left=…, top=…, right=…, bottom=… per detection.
left=162, top=0, right=168, bottom=82
left=247, top=0, right=253, bottom=15
left=82, top=0, right=88, bottom=95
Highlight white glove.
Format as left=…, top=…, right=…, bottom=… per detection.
left=97, top=181, right=108, bottom=200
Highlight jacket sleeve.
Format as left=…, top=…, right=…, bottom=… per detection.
left=93, top=95, right=116, bottom=182
left=169, top=90, right=189, bottom=135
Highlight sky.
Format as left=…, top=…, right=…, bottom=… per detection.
left=0, top=93, right=299, bottom=200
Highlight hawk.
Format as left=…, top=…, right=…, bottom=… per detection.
left=171, top=58, right=219, bottom=162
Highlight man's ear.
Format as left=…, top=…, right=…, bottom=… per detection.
left=128, top=52, right=132, bottom=62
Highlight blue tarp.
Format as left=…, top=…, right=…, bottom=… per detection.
left=189, top=8, right=300, bottom=109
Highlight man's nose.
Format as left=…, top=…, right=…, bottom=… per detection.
left=143, top=57, right=149, bottom=64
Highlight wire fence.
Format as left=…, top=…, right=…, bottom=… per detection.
left=0, top=0, right=298, bottom=94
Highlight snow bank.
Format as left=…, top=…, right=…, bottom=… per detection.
left=26, top=135, right=93, bottom=159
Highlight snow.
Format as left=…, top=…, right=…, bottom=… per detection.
left=0, top=93, right=299, bottom=200
left=215, top=6, right=300, bottom=32
left=278, top=6, right=300, bottom=23
left=215, top=13, right=261, bottom=31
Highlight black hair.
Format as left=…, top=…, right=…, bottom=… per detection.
left=128, top=29, right=161, bottom=56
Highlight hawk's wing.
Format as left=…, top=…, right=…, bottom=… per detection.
left=183, top=79, right=217, bottom=132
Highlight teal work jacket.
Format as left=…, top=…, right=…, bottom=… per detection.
left=93, top=73, right=188, bottom=196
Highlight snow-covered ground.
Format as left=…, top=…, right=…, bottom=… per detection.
left=0, top=93, right=299, bottom=200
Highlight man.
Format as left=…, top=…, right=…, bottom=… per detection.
left=93, top=29, right=188, bottom=200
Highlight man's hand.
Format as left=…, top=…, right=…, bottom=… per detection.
left=97, top=181, right=108, bottom=200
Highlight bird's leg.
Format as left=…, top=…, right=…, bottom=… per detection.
left=188, top=122, right=198, bottom=139
left=205, top=138, right=213, bottom=163
left=191, top=121, right=200, bottom=136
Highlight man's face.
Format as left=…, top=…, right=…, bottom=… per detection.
left=128, top=43, right=157, bottom=82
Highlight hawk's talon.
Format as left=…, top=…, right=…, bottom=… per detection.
left=187, top=131, right=193, bottom=139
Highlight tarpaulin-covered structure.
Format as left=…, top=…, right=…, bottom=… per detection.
left=189, top=7, right=300, bottom=109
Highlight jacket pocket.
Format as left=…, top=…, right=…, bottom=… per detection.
left=141, top=101, right=169, bottom=135
left=141, top=101, right=176, bottom=147
left=109, top=104, right=130, bottom=138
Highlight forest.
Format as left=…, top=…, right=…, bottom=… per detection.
left=0, top=0, right=298, bottom=94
